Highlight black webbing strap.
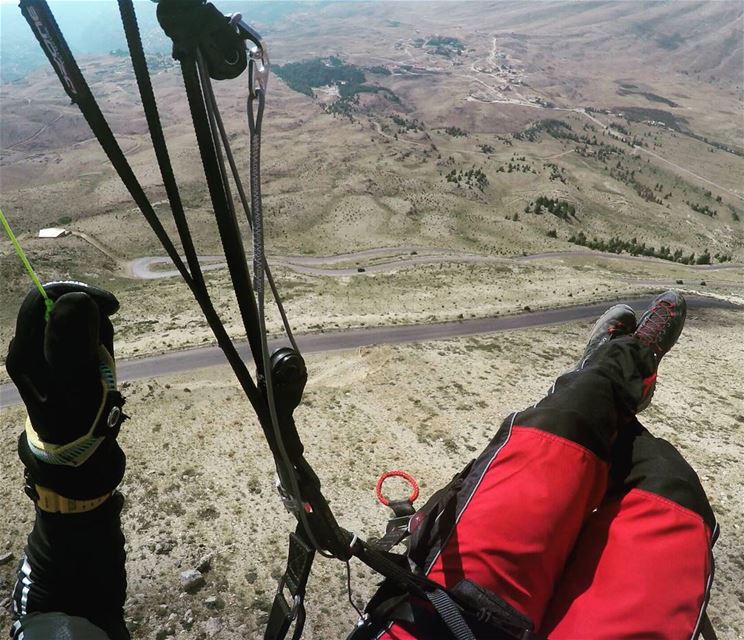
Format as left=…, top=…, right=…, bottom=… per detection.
left=116, top=0, right=269, bottom=420
left=24, top=0, right=268, bottom=422
left=372, top=499, right=415, bottom=551
left=265, top=525, right=316, bottom=640
left=116, top=0, right=206, bottom=293
left=154, top=0, right=266, bottom=379
left=426, top=589, right=477, bottom=640
left=352, top=542, right=480, bottom=639
left=179, top=53, right=267, bottom=380
left=19, top=0, right=270, bottom=418
left=354, top=541, right=539, bottom=640
left=701, top=613, right=717, bottom=640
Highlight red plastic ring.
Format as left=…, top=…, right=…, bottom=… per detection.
left=375, top=470, right=420, bottom=506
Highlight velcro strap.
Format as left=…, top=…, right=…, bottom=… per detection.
left=34, top=484, right=111, bottom=514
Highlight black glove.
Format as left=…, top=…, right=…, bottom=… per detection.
left=6, top=282, right=126, bottom=501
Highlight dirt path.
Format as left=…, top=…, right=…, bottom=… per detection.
left=567, top=109, right=744, bottom=202
left=70, top=230, right=121, bottom=262
left=5, top=112, right=65, bottom=150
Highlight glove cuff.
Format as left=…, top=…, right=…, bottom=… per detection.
left=28, top=480, right=112, bottom=514
left=19, top=432, right=126, bottom=501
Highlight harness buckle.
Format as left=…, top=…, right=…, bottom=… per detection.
left=289, top=594, right=302, bottom=620
left=276, top=477, right=311, bottom=516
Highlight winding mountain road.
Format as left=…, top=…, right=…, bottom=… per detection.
left=127, top=247, right=743, bottom=280
left=1, top=294, right=738, bottom=409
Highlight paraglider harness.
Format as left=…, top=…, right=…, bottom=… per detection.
left=17, top=2, right=717, bottom=640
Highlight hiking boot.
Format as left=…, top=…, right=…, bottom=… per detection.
left=633, top=291, right=687, bottom=411
left=577, top=303, right=637, bottom=370
left=634, top=291, right=687, bottom=361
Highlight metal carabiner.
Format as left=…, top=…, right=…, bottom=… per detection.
left=230, top=14, right=269, bottom=97
left=248, top=45, right=269, bottom=98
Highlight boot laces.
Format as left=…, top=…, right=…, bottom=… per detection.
left=636, top=300, right=674, bottom=347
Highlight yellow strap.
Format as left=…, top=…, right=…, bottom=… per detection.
left=34, top=484, right=111, bottom=514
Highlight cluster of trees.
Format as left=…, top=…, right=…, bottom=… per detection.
left=479, top=144, right=495, bottom=154
left=597, top=142, right=625, bottom=162
left=516, top=120, right=597, bottom=146
left=515, top=119, right=573, bottom=142
left=686, top=201, right=717, bottom=217
left=274, top=57, right=399, bottom=117
left=445, top=167, right=489, bottom=191
left=574, top=143, right=624, bottom=162
left=525, top=196, right=576, bottom=220
left=392, top=115, right=423, bottom=132
left=617, top=107, right=684, bottom=131
left=609, top=163, right=663, bottom=204
left=425, top=35, right=465, bottom=57
left=274, top=58, right=365, bottom=97
left=567, top=232, right=731, bottom=264
left=632, top=182, right=663, bottom=204
left=497, top=162, right=535, bottom=174
left=444, top=126, right=468, bottom=137
left=324, top=98, right=355, bottom=117
left=366, top=65, right=391, bottom=76
left=544, top=162, right=567, bottom=183
left=652, top=183, right=673, bottom=199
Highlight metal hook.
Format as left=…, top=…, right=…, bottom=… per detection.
left=231, top=16, right=269, bottom=97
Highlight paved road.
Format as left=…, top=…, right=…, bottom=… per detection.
left=1, top=294, right=737, bottom=409
left=128, top=248, right=743, bottom=280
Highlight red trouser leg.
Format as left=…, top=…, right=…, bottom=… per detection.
left=541, top=489, right=713, bottom=639
left=424, top=426, right=609, bottom=622
left=381, top=427, right=609, bottom=640
left=380, top=343, right=640, bottom=639
left=383, top=426, right=609, bottom=640
left=541, top=428, right=716, bottom=640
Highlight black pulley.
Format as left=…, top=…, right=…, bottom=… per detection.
left=270, top=348, right=307, bottom=412
left=156, top=0, right=247, bottom=80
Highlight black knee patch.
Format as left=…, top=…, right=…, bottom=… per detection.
left=613, top=427, right=715, bottom=529
left=513, top=367, right=621, bottom=461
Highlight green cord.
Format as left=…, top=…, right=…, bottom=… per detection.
left=0, top=207, right=54, bottom=320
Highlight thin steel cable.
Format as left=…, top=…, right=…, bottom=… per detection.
left=196, top=52, right=299, bottom=353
